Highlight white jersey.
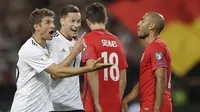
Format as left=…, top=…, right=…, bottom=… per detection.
left=11, top=37, right=54, bottom=112
left=47, top=30, right=83, bottom=111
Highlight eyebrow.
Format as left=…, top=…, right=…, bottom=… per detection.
left=70, top=17, right=81, bottom=20
left=46, top=19, right=54, bottom=22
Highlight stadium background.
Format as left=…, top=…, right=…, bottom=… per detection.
left=0, top=0, right=200, bottom=111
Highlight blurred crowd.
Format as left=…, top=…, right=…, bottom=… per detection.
left=0, top=0, right=143, bottom=85
left=0, top=0, right=200, bottom=112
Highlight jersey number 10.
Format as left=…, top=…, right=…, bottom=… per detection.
left=101, top=52, right=119, bottom=81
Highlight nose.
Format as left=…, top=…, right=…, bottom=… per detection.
left=74, top=21, right=81, bottom=28
left=51, top=22, right=55, bottom=29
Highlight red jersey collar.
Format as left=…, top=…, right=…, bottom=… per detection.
left=155, top=35, right=160, bottom=39
left=92, top=29, right=107, bottom=32
left=149, top=35, right=160, bottom=44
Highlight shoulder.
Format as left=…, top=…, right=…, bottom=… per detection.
left=83, top=31, right=96, bottom=39
left=19, top=38, right=43, bottom=58
left=54, top=30, right=60, bottom=38
left=83, top=32, right=97, bottom=44
left=149, top=39, right=168, bottom=50
left=50, top=30, right=61, bottom=42
left=47, top=30, right=63, bottom=46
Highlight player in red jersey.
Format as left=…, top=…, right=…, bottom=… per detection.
left=82, top=2, right=128, bottom=112
left=121, top=12, right=172, bottom=112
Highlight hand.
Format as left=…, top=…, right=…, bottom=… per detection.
left=71, top=32, right=86, bottom=55
left=121, top=100, right=128, bottom=112
left=94, top=103, right=102, bottom=112
left=88, top=58, right=113, bottom=71
left=153, top=108, right=160, bottom=112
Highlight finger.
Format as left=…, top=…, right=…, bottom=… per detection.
left=95, top=58, right=102, bottom=64
left=78, top=32, right=86, bottom=43
left=125, top=105, right=128, bottom=112
left=80, top=32, right=86, bottom=39
left=121, top=108, right=125, bottom=112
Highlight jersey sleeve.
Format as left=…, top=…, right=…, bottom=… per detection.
left=22, top=50, right=54, bottom=73
left=119, top=44, right=128, bottom=70
left=150, top=43, right=168, bottom=71
left=82, top=35, right=97, bottom=63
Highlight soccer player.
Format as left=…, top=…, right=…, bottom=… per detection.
left=10, top=8, right=112, bottom=112
left=82, top=2, right=128, bottom=112
left=121, top=12, right=172, bottom=112
left=47, top=5, right=84, bottom=111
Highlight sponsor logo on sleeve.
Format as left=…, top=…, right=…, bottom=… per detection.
left=84, top=52, right=90, bottom=58
left=156, top=61, right=166, bottom=66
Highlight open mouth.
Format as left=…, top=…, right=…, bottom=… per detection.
left=71, top=29, right=78, bottom=32
left=70, top=26, right=78, bottom=33
left=49, top=30, right=54, bottom=34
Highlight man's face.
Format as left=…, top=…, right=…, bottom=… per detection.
left=137, top=14, right=151, bottom=39
left=39, top=16, right=55, bottom=40
left=61, top=12, right=81, bottom=38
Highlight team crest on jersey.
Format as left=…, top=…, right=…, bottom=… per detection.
left=141, top=53, right=144, bottom=61
left=44, top=52, right=50, bottom=58
left=155, top=52, right=163, bottom=60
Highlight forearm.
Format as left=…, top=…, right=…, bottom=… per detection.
left=56, top=66, right=90, bottom=78
left=120, top=70, right=127, bottom=100
left=154, top=77, right=166, bottom=110
left=123, top=82, right=139, bottom=103
left=87, top=71, right=99, bottom=105
left=59, top=52, right=77, bottom=67
left=120, top=80, right=126, bottom=100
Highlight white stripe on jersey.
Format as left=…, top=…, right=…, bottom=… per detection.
left=11, top=38, right=54, bottom=112
left=47, top=30, right=83, bottom=111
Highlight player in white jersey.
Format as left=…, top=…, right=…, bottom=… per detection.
left=47, top=5, right=84, bottom=111
left=10, top=8, right=113, bottom=112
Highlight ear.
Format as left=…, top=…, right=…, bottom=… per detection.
left=149, top=24, right=155, bottom=30
left=86, top=19, right=90, bottom=26
left=34, top=24, right=40, bottom=31
left=60, top=18, right=64, bottom=26
left=105, top=17, right=108, bottom=24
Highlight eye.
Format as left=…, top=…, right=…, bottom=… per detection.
left=71, top=20, right=75, bottom=23
left=77, top=20, right=81, bottom=23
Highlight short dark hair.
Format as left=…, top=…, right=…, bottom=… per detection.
left=60, top=5, right=80, bottom=18
left=86, top=2, right=107, bottom=24
left=147, top=12, right=165, bottom=34
left=29, top=8, right=55, bottom=33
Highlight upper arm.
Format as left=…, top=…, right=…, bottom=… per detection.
left=22, top=50, right=54, bottom=73
left=44, top=63, right=59, bottom=76
left=86, top=59, right=98, bottom=74
left=119, top=48, right=128, bottom=70
left=117, top=40, right=128, bottom=70
left=150, top=44, right=168, bottom=72
left=154, top=68, right=167, bottom=79
left=120, top=69, right=127, bottom=81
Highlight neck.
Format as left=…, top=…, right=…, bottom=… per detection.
left=90, top=23, right=105, bottom=31
left=144, top=32, right=159, bottom=44
left=32, top=32, right=45, bottom=48
left=59, top=27, right=73, bottom=41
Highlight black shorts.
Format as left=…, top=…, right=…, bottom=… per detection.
left=50, top=110, right=84, bottom=112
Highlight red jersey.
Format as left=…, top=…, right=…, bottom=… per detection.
left=82, top=29, right=128, bottom=112
left=139, top=36, right=172, bottom=112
